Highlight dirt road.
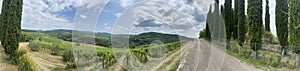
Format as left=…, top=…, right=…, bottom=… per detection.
left=178, top=39, right=262, bottom=71
left=19, top=42, right=66, bottom=71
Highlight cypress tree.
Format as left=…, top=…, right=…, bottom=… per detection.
left=275, top=0, right=289, bottom=56
left=265, top=0, right=271, bottom=32
left=0, top=0, right=23, bottom=57
left=238, top=0, right=246, bottom=47
left=289, top=0, right=300, bottom=67
left=205, top=5, right=212, bottom=40
left=248, top=0, right=263, bottom=59
left=213, top=1, right=220, bottom=41
left=221, top=5, right=225, bottom=16
left=205, top=22, right=211, bottom=40
left=233, top=0, right=238, bottom=40
left=224, top=0, right=233, bottom=49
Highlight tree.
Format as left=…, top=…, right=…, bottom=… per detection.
left=265, top=0, right=271, bottom=32
left=204, top=5, right=213, bottom=41
left=288, top=0, right=300, bottom=67
left=248, top=0, right=263, bottom=59
left=0, top=0, right=23, bottom=58
left=233, top=0, right=239, bottom=40
left=275, top=0, right=289, bottom=56
left=238, top=0, right=246, bottom=47
left=224, top=0, right=233, bottom=49
left=221, top=5, right=225, bottom=17
left=205, top=22, right=211, bottom=40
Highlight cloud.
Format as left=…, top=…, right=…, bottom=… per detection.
left=135, top=19, right=164, bottom=27
left=80, top=15, right=88, bottom=19
left=21, top=0, right=110, bottom=30
left=114, top=0, right=211, bottom=38
left=115, top=12, right=122, bottom=18
left=22, top=0, right=73, bottom=30
left=119, top=0, right=136, bottom=7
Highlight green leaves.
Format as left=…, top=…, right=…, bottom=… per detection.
left=289, top=0, right=300, bottom=54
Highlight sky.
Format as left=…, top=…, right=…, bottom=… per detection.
left=0, top=0, right=277, bottom=38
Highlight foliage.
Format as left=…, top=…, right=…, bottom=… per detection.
left=199, top=29, right=211, bottom=41
left=237, top=0, right=246, bottom=47
left=0, top=0, right=23, bottom=58
left=289, top=0, right=300, bottom=54
left=17, top=46, right=37, bottom=71
left=97, top=48, right=117, bottom=68
left=51, top=43, right=61, bottom=55
left=20, top=32, right=46, bottom=42
left=248, top=0, right=263, bottom=58
left=275, top=0, right=289, bottom=55
left=29, top=40, right=40, bottom=51
left=224, top=0, right=234, bottom=49
left=63, top=48, right=76, bottom=68
left=232, top=0, right=238, bottom=40
left=129, top=32, right=181, bottom=48
left=33, top=29, right=188, bottom=48
left=263, top=31, right=274, bottom=44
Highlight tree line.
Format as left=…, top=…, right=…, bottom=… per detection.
left=200, top=0, right=300, bottom=67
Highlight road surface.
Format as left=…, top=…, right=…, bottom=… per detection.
left=177, top=39, right=262, bottom=71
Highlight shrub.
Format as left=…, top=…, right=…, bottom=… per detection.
left=17, top=46, right=38, bottom=71
left=263, top=31, right=274, bottom=44
left=63, top=48, right=76, bottom=68
left=18, top=54, right=37, bottom=71
left=29, top=40, right=40, bottom=51
left=39, top=41, right=52, bottom=51
left=51, top=43, right=61, bottom=55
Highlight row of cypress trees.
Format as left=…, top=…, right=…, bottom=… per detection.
left=203, top=0, right=300, bottom=62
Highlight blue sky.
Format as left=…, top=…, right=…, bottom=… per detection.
left=0, top=0, right=277, bottom=38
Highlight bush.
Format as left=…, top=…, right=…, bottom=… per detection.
left=18, top=54, right=38, bottom=71
left=51, top=43, right=61, bottom=55
left=63, top=48, right=76, bottom=68
left=263, top=31, right=274, bottom=44
left=39, top=41, right=52, bottom=51
left=29, top=40, right=40, bottom=51
left=17, top=46, right=38, bottom=71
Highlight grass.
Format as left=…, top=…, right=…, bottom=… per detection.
left=225, top=49, right=270, bottom=69
left=208, top=39, right=296, bottom=70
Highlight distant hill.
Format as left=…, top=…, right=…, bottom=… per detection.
left=22, top=29, right=193, bottom=48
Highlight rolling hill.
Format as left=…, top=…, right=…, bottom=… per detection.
left=21, top=29, right=193, bottom=48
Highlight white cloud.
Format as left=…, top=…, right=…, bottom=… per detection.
left=21, top=0, right=109, bottom=30
left=119, top=0, right=135, bottom=7
left=115, top=12, right=122, bottom=18
left=80, top=15, right=88, bottom=19
left=113, top=0, right=212, bottom=38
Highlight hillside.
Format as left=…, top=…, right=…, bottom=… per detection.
left=22, top=29, right=192, bottom=48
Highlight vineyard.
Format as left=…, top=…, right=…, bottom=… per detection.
left=67, top=41, right=182, bottom=70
